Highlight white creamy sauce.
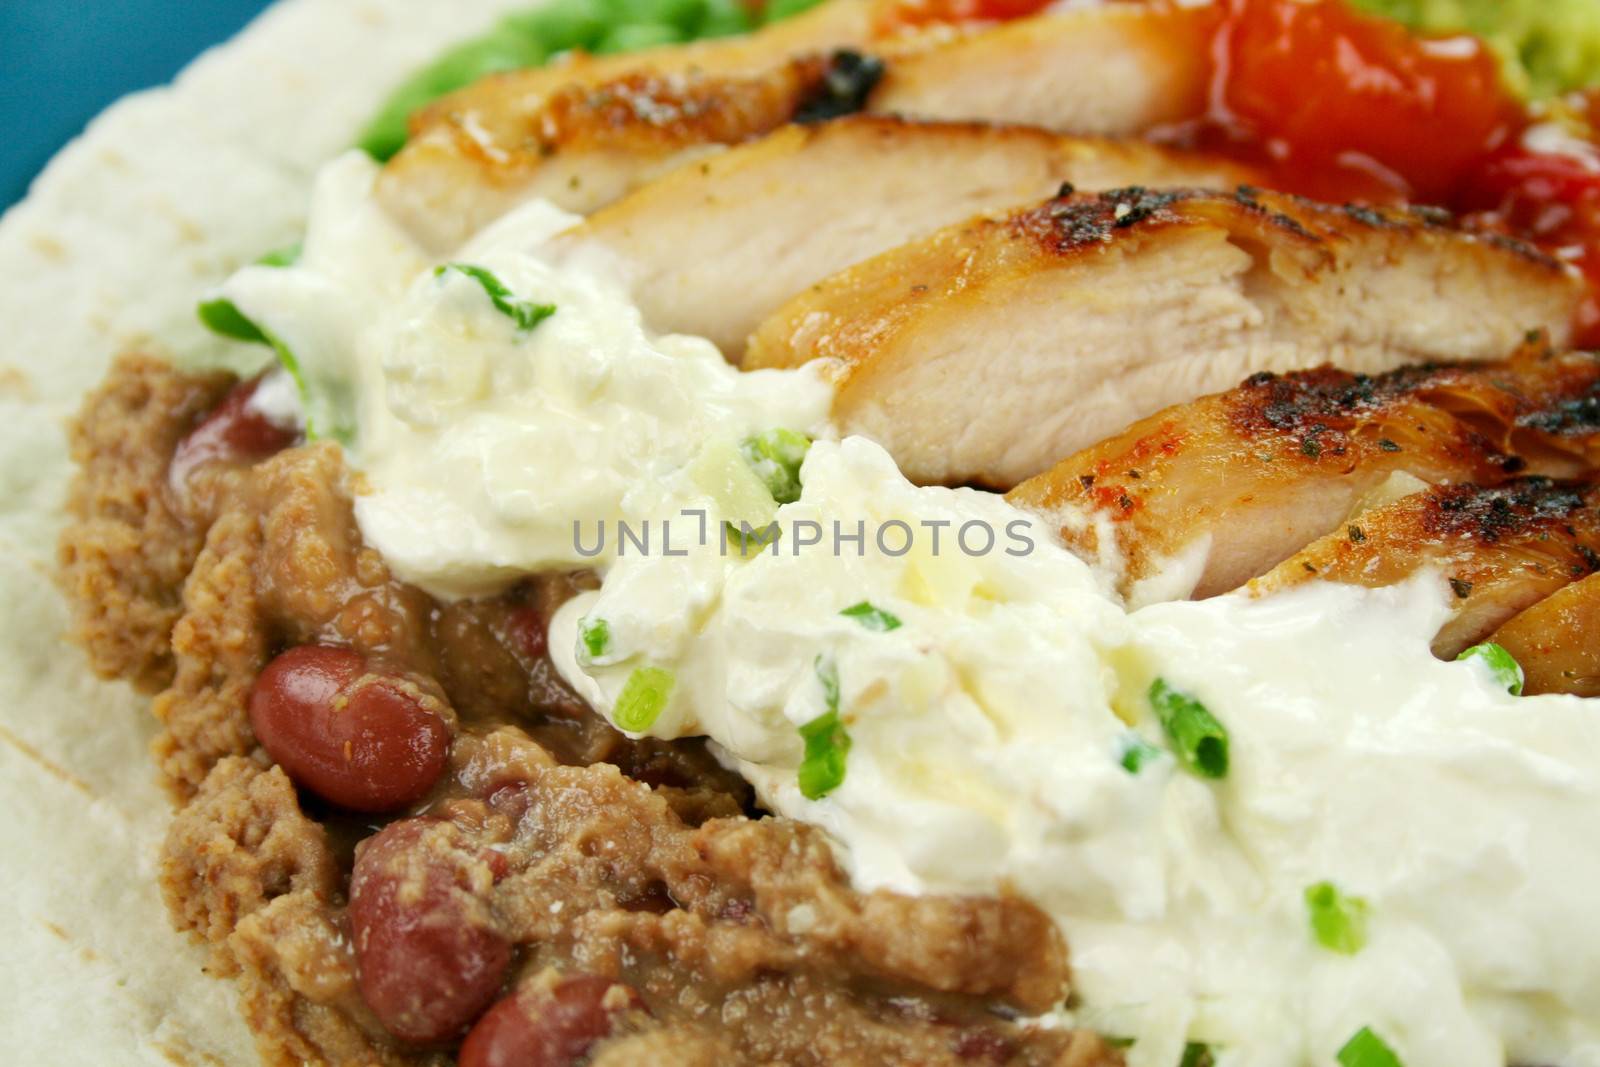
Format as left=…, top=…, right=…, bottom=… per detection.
left=222, top=153, right=833, bottom=597
left=227, top=154, right=1600, bottom=1067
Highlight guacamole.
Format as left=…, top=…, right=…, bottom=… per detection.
left=1352, top=0, right=1600, bottom=99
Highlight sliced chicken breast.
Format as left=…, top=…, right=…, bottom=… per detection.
left=379, top=55, right=856, bottom=250
left=377, top=4, right=1216, bottom=248
left=1489, top=572, right=1600, bottom=696
left=1005, top=347, right=1600, bottom=603
left=1250, top=479, right=1600, bottom=658
left=554, top=116, right=1254, bottom=355
left=871, top=3, right=1212, bottom=133
left=746, top=187, right=1582, bottom=491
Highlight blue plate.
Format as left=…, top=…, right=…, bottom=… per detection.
left=0, top=0, right=275, bottom=211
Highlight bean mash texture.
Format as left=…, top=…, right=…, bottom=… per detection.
left=59, top=354, right=1111, bottom=1067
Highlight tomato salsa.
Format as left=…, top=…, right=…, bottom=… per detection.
left=876, top=0, right=1600, bottom=347
left=1181, top=0, right=1600, bottom=347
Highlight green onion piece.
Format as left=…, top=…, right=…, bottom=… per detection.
left=197, top=298, right=268, bottom=343
left=1455, top=642, right=1525, bottom=696
left=740, top=428, right=811, bottom=504
left=197, top=312, right=339, bottom=443
left=613, top=666, right=674, bottom=732
left=815, top=654, right=841, bottom=714
left=798, top=656, right=851, bottom=799
left=1179, top=1043, right=1215, bottom=1067
left=1102, top=1036, right=1136, bottom=1050
left=1337, top=1027, right=1404, bottom=1067
left=1148, top=679, right=1230, bottom=779
left=1304, top=881, right=1370, bottom=955
left=579, top=616, right=611, bottom=661
left=726, top=519, right=781, bottom=553
left=1118, top=734, right=1163, bottom=775
left=195, top=242, right=301, bottom=343
left=254, top=242, right=303, bottom=268
left=840, top=601, right=902, bottom=632
left=436, top=263, right=557, bottom=332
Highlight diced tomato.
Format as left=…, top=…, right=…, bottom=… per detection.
left=1460, top=141, right=1600, bottom=347
left=1194, top=0, right=1518, bottom=204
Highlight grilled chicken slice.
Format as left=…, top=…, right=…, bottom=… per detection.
left=378, top=0, right=888, bottom=247
left=1006, top=347, right=1600, bottom=603
left=1489, top=572, right=1600, bottom=696
left=377, top=4, right=1216, bottom=248
left=871, top=4, right=1212, bottom=133
left=746, top=187, right=1582, bottom=490
left=379, top=54, right=858, bottom=250
left=555, top=117, right=1254, bottom=355
left=1250, top=479, right=1600, bottom=658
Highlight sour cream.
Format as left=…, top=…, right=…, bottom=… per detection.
left=552, top=437, right=1600, bottom=1067
left=221, top=153, right=832, bottom=597
left=224, top=153, right=1600, bottom=1067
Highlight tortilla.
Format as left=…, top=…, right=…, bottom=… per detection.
left=0, top=2, right=526, bottom=1060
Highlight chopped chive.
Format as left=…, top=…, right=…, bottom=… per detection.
left=197, top=298, right=268, bottom=343
left=197, top=300, right=339, bottom=441
left=254, top=242, right=303, bottom=268
left=578, top=616, right=610, bottom=661
left=1455, top=642, right=1525, bottom=696
left=840, top=601, right=901, bottom=632
left=798, top=656, right=850, bottom=799
left=195, top=242, right=300, bottom=343
left=726, top=519, right=781, bottom=553
left=1180, top=1043, right=1215, bottom=1067
left=815, top=655, right=840, bottom=715
left=436, top=262, right=556, bottom=333
left=739, top=428, right=811, bottom=505
left=1118, top=734, right=1163, bottom=775
left=1149, top=679, right=1230, bottom=779
left=1305, top=881, right=1369, bottom=955
left=194, top=243, right=353, bottom=441
left=1337, top=1027, right=1404, bottom=1067
left=613, top=666, right=674, bottom=732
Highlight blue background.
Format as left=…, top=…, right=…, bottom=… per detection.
left=0, top=0, right=276, bottom=211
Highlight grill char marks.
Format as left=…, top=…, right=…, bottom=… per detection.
left=377, top=57, right=840, bottom=250
left=559, top=118, right=1253, bottom=356
left=1016, top=186, right=1190, bottom=252
left=1423, top=478, right=1595, bottom=543
left=747, top=185, right=1580, bottom=490
left=375, top=0, right=880, bottom=250
left=378, top=1, right=1228, bottom=251
left=794, top=48, right=886, bottom=123
left=1007, top=347, right=1600, bottom=603
left=1223, top=364, right=1524, bottom=476
left=1254, top=478, right=1600, bottom=657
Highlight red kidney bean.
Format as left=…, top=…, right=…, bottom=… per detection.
left=170, top=374, right=298, bottom=486
left=249, top=645, right=452, bottom=812
left=458, top=975, right=646, bottom=1067
left=350, top=819, right=512, bottom=1044
left=952, top=1028, right=1013, bottom=1063
left=503, top=604, right=549, bottom=661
